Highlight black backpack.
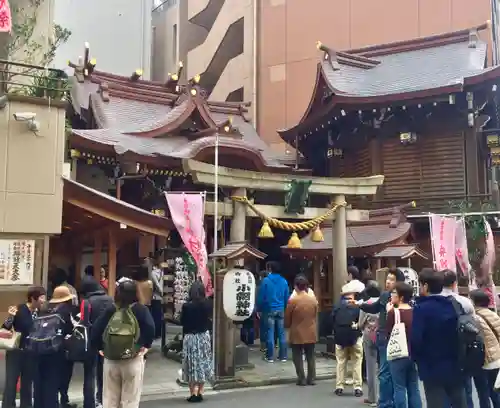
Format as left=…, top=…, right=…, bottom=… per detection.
left=332, top=303, right=359, bottom=347
left=449, top=296, right=485, bottom=374
left=64, top=301, right=92, bottom=362
left=26, top=310, right=65, bottom=355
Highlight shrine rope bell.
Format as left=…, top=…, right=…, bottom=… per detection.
left=222, top=268, right=256, bottom=321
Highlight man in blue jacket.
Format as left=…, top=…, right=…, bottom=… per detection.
left=256, top=261, right=290, bottom=362
left=411, top=268, right=467, bottom=408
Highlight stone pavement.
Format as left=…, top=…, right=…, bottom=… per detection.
left=66, top=340, right=336, bottom=403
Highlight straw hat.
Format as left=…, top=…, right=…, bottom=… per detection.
left=50, top=286, right=76, bottom=304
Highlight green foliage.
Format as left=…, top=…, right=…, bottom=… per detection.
left=181, top=252, right=197, bottom=280
left=24, top=68, right=69, bottom=99
left=447, top=199, right=493, bottom=266
left=4, top=0, right=71, bottom=76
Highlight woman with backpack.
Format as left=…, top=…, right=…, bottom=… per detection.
left=181, top=281, right=214, bottom=402
left=28, top=286, right=75, bottom=408
left=91, top=279, right=155, bottom=408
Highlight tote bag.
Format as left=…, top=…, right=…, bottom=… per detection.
left=0, top=329, right=20, bottom=350
left=387, top=308, right=409, bottom=361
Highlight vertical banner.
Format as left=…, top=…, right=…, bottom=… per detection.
left=455, top=218, right=471, bottom=276
left=481, top=217, right=497, bottom=310
left=0, top=0, right=11, bottom=32
left=165, top=193, right=213, bottom=296
left=430, top=214, right=457, bottom=272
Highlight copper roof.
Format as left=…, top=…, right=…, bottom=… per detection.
left=69, top=69, right=296, bottom=173
left=280, top=23, right=500, bottom=140
left=373, top=245, right=428, bottom=259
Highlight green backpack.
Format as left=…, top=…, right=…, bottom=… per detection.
left=102, top=306, right=140, bottom=360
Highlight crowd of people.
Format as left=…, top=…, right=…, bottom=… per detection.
left=0, top=267, right=161, bottom=408
left=4, top=259, right=500, bottom=408
left=330, top=266, right=500, bottom=408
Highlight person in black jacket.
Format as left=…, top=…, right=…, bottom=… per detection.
left=2, top=286, right=46, bottom=408
left=79, top=276, right=114, bottom=408
left=32, top=286, right=75, bottom=408
left=91, top=280, right=154, bottom=408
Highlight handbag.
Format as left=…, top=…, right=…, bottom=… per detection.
left=0, top=329, right=20, bottom=350
left=387, top=308, right=409, bottom=361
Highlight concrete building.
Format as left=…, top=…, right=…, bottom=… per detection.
left=52, top=0, right=153, bottom=78
left=151, top=0, right=256, bottom=109
left=152, top=0, right=497, bottom=155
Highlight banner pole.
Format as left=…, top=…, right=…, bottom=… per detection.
left=212, top=132, right=219, bottom=376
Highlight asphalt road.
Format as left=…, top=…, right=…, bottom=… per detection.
left=140, top=380, right=480, bottom=408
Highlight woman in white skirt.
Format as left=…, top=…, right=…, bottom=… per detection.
left=181, top=281, right=214, bottom=402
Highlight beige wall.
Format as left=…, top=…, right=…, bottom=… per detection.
left=0, top=98, right=65, bottom=234
left=257, top=0, right=493, bottom=153
left=152, top=1, right=180, bottom=82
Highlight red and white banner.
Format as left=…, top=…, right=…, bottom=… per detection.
left=481, top=217, right=496, bottom=310
left=430, top=214, right=456, bottom=272
left=0, top=0, right=12, bottom=32
left=455, top=218, right=471, bottom=276
left=165, top=192, right=213, bottom=296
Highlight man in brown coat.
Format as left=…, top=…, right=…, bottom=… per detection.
left=285, top=275, right=318, bottom=386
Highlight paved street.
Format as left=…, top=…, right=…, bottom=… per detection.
left=139, top=380, right=481, bottom=408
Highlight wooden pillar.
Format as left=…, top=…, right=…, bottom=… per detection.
left=313, top=258, right=321, bottom=311
left=369, top=138, right=383, bottom=200
left=214, top=187, right=246, bottom=379
left=331, top=195, right=347, bottom=304
left=93, top=234, right=102, bottom=282
left=108, top=229, right=117, bottom=298
left=42, top=236, right=50, bottom=290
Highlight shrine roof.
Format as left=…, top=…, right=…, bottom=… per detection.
left=282, top=202, right=413, bottom=255
left=68, top=68, right=296, bottom=173
left=373, top=245, right=428, bottom=259
left=279, top=23, right=500, bottom=141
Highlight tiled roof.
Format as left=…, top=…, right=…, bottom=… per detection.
left=68, top=71, right=296, bottom=172
left=279, top=24, right=500, bottom=140
left=321, top=39, right=487, bottom=98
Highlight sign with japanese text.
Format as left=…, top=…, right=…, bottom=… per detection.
left=165, top=192, right=213, bottom=296
left=0, top=240, right=35, bottom=285
left=222, top=268, right=256, bottom=321
left=430, top=214, right=456, bottom=272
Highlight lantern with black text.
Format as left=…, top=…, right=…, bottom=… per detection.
left=223, top=268, right=256, bottom=321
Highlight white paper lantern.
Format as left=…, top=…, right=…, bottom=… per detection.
left=223, top=268, right=256, bottom=322
left=399, top=267, right=419, bottom=298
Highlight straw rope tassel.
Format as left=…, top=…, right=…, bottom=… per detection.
left=231, top=195, right=347, bottom=231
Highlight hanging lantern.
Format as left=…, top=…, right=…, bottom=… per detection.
left=258, top=221, right=274, bottom=238
left=311, top=226, right=324, bottom=242
left=287, top=232, right=302, bottom=249
left=223, top=268, right=256, bottom=321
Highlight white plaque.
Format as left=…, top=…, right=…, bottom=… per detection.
left=0, top=240, right=35, bottom=285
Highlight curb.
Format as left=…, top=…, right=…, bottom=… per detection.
left=212, top=373, right=335, bottom=390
